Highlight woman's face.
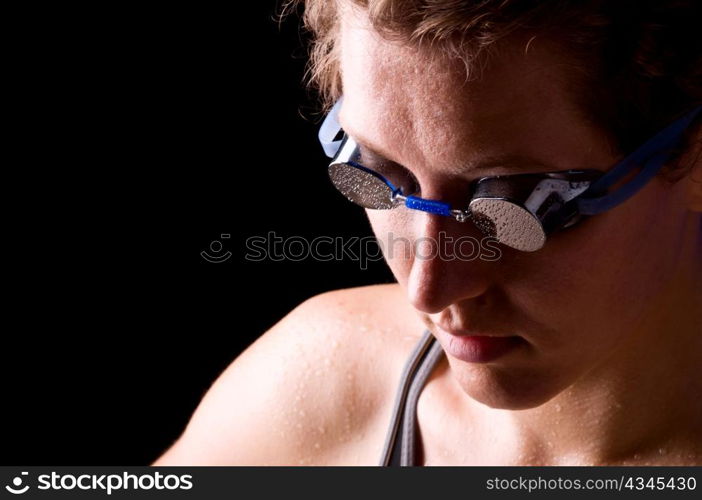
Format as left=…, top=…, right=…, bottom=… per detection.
left=337, top=7, right=700, bottom=410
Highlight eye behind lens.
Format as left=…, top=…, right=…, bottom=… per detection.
left=356, top=150, right=420, bottom=197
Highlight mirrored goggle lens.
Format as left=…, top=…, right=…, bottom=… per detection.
left=328, top=162, right=397, bottom=209
left=469, top=198, right=546, bottom=252
left=468, top=171, right=601, bottom=251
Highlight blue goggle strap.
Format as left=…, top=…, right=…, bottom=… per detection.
left=578, top=106, right=701, bottom=215
left=405, top=196, right=453, bottom=217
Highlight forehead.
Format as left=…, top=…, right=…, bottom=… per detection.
left=337, top=5, right=614, bottom=174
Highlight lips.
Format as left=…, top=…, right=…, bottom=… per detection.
left=436, top=323, right=513, bottom=338
left=434, top=324, right=523, bottom=363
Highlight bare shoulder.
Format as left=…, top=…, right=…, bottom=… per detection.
left=152, top=283, right=425, bottom=466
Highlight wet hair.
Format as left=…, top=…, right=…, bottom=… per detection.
left=279, top=0, right=701, bottom=178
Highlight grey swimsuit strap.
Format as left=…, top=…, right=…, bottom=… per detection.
left=378, top=329, right=445, bottom=466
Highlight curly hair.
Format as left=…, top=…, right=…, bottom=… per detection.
left=279, top=0, right=701, bottom=178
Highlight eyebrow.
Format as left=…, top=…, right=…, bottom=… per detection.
left=341, top=123, right=562, bottom=174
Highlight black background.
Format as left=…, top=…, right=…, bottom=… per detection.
left=2, top=2, right=394, bottom=465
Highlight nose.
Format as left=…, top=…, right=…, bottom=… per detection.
left=406, top=210, right=494, bottom=314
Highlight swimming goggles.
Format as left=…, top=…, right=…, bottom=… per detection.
left=319, top=98, right=701, bottom=252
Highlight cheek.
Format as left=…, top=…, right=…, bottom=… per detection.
left=508, top=180, right=686, bottom=351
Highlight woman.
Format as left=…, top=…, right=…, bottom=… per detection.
left=153, top=0, right=701, bottom=465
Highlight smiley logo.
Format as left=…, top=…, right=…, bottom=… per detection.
left=5, top=472, right=29, bottom=494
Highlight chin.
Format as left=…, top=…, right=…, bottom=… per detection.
left=447, top=357, right=568, bottom=410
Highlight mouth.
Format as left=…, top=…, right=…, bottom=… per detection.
left=432, top=316, right=518, bottom=337
left=433, top=323, right=524, bottom=363
left=437, top=324, right=514, bottom=338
